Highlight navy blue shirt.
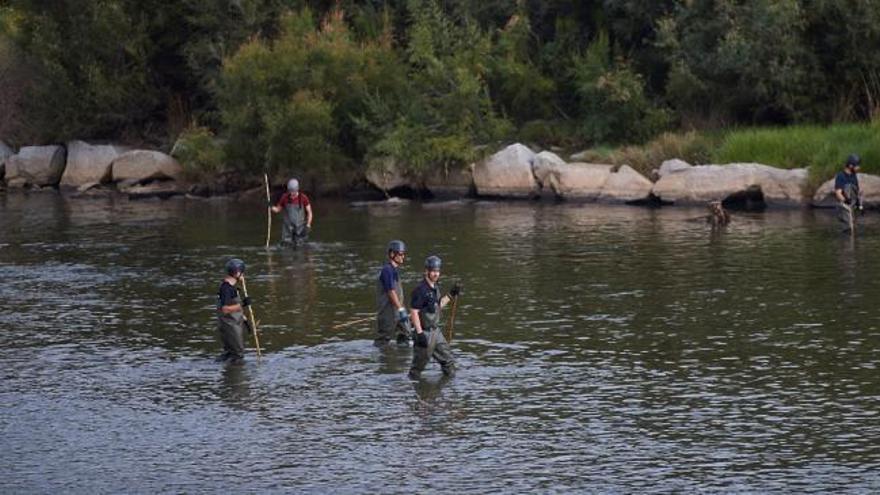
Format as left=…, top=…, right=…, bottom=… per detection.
left=834, top=171, right=859, bottom=199
left=379, top=262, right=399, bottom=292
left=410, top=279, right=440, bottom=315
left=217, top=281, right=238, bottom=308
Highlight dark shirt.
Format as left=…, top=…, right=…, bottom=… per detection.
left=834, top=171, right=859, bottom=200
left=379, top=262, right=399, bottom=292
left=411, top=279, right=440, bottom=315
left=275, top=192, right=311, bottom=209
left=217, top=281, right=238, bottom=309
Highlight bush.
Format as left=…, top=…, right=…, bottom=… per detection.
left=574, top=131, right=717, bottom=177
left=171, top=126, right=225, bottom=180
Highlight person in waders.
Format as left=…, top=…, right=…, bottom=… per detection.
left=271, top=178, right=313, bottom=247
left=375, top=240, right=412, bottom=348
left=835, top=154, right=863, bottom=232
left=216, top=258, right=252, bottom=365
left=408, top=255, right=461, bottom=380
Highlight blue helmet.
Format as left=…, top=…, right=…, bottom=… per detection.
left=225, top=258, right=246, bottom=276
left=387, top=240, right=406, bottom=254
left=846, top=154, right=861, bottom=167
left=425, top=255, right=442, bottom=270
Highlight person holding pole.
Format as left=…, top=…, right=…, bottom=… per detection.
left=407, top=255, right=461, bottom=380
left=271, top=178, right=313, bottom=247
left=835, top=154, right=863, bottom=232
left=375, top=240, right=411, bottom=348
left=215, top=258, right=252, bottom=365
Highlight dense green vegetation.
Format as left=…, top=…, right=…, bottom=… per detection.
left=2, top=1, right=880, bottom=182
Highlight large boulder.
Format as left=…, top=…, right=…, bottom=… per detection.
left=657, top=159, right=692, bottom=178
left=60, top=140, right=125, bottom=187
left=0, top=141, right=13, bottom=179
left=365, top=158, right=411, bottom=192
left=111, top=150, right=183, bottom=183
left=652, top=163, right=808, bottom=206
left=598, top=165, right=654, bottom=203
left=473, top=143, right=538, bottom=198
left=812, top=173, right=880, bottom=208
left=5, top=145, right=67, bottom=187
left=541, top=161, right=613, bottom=201
left=421, top=165, right=474, bottom=198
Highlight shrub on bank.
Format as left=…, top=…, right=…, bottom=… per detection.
left=574, top=131, right=717, bottom=177
left=171, top=126, right=225, bottom=181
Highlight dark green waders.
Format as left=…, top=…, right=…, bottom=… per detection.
left=217, top=292, right=246, bottom=364
left=375, top=274, right=410, bottom=347
left=282, top=201, right=308, bottom=247
left=838, top=183, right=860, bottom=232
left=409, top=294, right=455, bottom=379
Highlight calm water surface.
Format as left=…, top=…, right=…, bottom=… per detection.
left=2, top=191, right=880, bottom=493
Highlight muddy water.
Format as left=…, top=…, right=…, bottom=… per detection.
left=2, top=191, right=879, bottom=492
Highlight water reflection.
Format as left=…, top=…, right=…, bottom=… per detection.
left=3, top=192, right=880, bottom=492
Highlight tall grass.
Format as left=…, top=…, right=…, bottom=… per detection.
left=713, top=122, right=880, bottom=188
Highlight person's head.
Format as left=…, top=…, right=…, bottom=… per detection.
left=225, top=258, right=246, bottom=279
left=424, top=255, right=442, bottom=284
left=845, top=153, right=861, bottom=173
left=287, top=178, right=300, bottom=193
left=387, top=240, right=406, bottom=265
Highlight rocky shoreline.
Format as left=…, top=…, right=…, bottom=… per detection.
left=0, top=140, right=869, bottom=208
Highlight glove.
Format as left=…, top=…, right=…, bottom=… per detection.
left=397, top=307, right=409, bottom=323
left=449, top=282, right=463, bottom=298
left=241, top=296, right=252, bottom=307
left=267, top=201, right=274, bottom=208
left=414, top=331, right=429, bottom=348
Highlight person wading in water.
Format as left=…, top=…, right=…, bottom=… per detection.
left=271, top=178, right=313, bottom=247
left=408, top=255, right=461, bottom=380
left=216, top=258, right=252, bottom=365
left=375, top=240, right=412, bottom=348
left=835, top=154, right=863, bottom=232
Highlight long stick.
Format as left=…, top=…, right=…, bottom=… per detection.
left=264, top=173, right=272, bottom=249
left=445, top=295, right=459, bottom=343
left=240, top=275, right=262, bottom=358
left=332, top=315, right=374, bottom=330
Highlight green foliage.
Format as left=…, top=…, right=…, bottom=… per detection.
left=572, top=31, right=669, bottom=145
left=171, top=126, right=226, bottom=180
left=657, top=0, right=815, bottom=125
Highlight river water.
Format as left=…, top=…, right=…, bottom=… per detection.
left=1, top=191, right=879, bottom=493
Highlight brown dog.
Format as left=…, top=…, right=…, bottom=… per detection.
left=707, top=200, right=730, bottom=226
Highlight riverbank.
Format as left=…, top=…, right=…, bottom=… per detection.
left=1, top=128, right=878, bottom=209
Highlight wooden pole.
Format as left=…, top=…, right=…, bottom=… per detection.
left=331, top=315, right=374, bottom=330
left=264, top=173, right=272, bottom=249
left=445, top=295, right=459, bottom=343
left=240, top=275, right=262, bottom=359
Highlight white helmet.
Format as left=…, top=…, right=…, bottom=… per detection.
left=287, top=178, right=299, bottom=192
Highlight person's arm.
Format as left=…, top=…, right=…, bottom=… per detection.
left=305, top=203, right=313, bottom=228
left=409, top=308, right=422, bottom=333
left=388, top=289, right=404, bottom=311
left=271, top=192, right=287, bottom=213
left=835, top=187, right=847, bottom=203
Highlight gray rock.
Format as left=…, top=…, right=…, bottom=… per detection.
left=812, top=173, right=880, bottom=208
left=542, top=161, right=613, bottom=201
left=657, top=159, right=692, bottom=177
left=112, top=150, right=183, bottom=183
left=365, top=158, right=410, bottom=192
left=60, top=140, right=125, bottom=187
left=421, top=165, right=474, bottom=198
left=125, top=181, right=187, bottom=200
left=5, top=145, right=67, bottom=187
left=652, top=163, right=808, bottom=206
left=473, top=143, right=538, bottom=198
left=598, top=165, right=654, bottom=203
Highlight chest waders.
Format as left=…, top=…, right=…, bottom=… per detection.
left=282, top=200, right=307, bottom=246
left=838, top=182, right=860, bottom=231
left=409, top=283, right=455, bottom=379
left=375, top=274, right=408, bottom=346
left=217, top=292, right=246, bottom=362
